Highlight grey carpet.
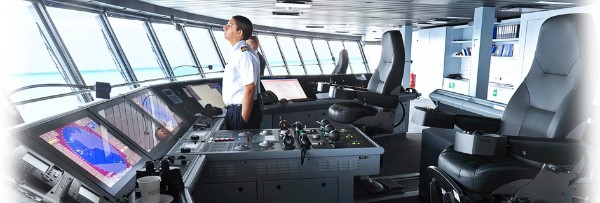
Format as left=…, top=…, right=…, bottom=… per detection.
left=372, top=133, right=422, bottom=177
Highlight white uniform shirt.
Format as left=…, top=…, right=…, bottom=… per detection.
left=222, top=40, right=260, bottom=106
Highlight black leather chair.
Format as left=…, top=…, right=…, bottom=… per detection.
left=331, top=49, right=349, bottom=74
left=328, top=30, right=406, bottom=133
left=424, top=13, right=598, bottom=202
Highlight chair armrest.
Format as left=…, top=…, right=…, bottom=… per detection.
left=507, top=136, right=585, bottom=166
left=411, top=107, right=500, bottom=132
left=355, top=91, right=398, bottom=108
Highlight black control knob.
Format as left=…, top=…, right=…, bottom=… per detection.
left=294, top=121, right=304, bottom=131
left=279, top=117, right=289, bottom=130
left=282, top=136, right=295, bottom=150
left=191, top=135, right=200, bottom=141
left=329, top=130, right=340, bottom=142
left=317, top=119, right=329, bottom=127
left=180, top=147, right=191, bottom=153
left=324, top=124, right=335, bottom=132
left=160, top=159, right=170, bottom=173
left=309, top=129, right=317, bottom=134
left=167, top=156, right=175, bottom=164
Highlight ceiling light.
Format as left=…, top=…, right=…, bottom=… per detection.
left=446, top=17, right=471, bottom=20
left=534, top=1, right=574, bottom=5
left=274, top=1, right=313, bottom=9
left=272, top=11, right=302, bottom=17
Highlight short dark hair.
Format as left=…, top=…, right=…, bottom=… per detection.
left=248, top=36, right=260, bottom=45
left=232, top=15, right=253, bottom=40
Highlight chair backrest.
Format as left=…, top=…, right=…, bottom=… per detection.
left=331, top=49, right=349, bottom=74
left=367, top=30, right=405, bottom=95
left=499, top=13, right=598, bottom=139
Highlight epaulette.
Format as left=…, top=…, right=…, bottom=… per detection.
left=241, top=46, right=248, bottom=52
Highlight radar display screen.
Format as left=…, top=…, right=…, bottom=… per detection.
left=38, top=117, right=143, bottom=187
left=130, top=90, right=183, bottom=133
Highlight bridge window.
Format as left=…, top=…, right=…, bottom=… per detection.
left=328, top=40, right=346, bottom=73
left=344, top=41, right=368, bottom=73
left=313, top=40, right=335, bottom=74
left=47, top=7, right=129, bottom=95
left=260, top=35, right=287, bottom=76
left=2, top=2, right=80, bottom=123
left=186, top=26, right=224, bottom=78
left=277, top=36, right=305, bottom=75
left=364, top=44, right=381, bottom=73
left=295, top=38, right=322, bottom=75
left=152, top=23, right=199, bottom=81
left=211, top=30, right=232, bottom=62
left=107, top=17, right=166, bottom=85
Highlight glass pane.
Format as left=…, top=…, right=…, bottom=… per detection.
left=278, top=36, right=304, bottom=75
left=260, top=35, right=286, bottom=75
left=344, top=41, right=368, bottom=73
left=212, top=29, right=232, bottom=60
left=152, top=23, right=199, bottom=81
left=313, top=40, right=334, bottom=74
left=1, top=2, right=80, bottom=123
left=107, top=17, right=167, bottom=85
left=328, top=40, right=346, bottom=73
left=186, top=26, right=224, bottom=78
left=47, top=7, right=129, bottom=95
left=295, top=38, right=321, bottom=74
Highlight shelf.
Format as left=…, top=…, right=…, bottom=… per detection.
left=452, top=40, right=472, bottom=44
left=492, top=38, right=519, bottom=42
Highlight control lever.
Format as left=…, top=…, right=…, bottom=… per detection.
left=279, top=116, right=290, bottom=130
left=282, top=135, right=295, bottom=150
left=299, top=133, right=311, bottom=165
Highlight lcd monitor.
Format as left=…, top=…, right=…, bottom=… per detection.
left=38, top=116, right=143, bottom=188
left=129, top=89, right=183, bottom=134
left=261, top=78, right=308, bottom=100
left=91, top=98, right=171, bottom=155
left=186, top=83, right=226, bottom=108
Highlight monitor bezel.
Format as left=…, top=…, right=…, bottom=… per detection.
left=124, top=88, right=186, bottom=138
left=14, top=109, right=151, bottom=198
left=87, top=97, right=179, bottom=159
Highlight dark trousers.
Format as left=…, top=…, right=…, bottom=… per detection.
left=225, top=101, right=262, bottom=130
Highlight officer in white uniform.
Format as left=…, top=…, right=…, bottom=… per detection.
left=222, top=15, right=261, bottom=130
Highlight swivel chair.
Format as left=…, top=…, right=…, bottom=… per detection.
left=422, top=13, right=598, bottom=202
left=327, top=30, right=419, bottom=194
left=331, top=49, right=349, bottom=74
left=328, top=30, right=413, bottom=134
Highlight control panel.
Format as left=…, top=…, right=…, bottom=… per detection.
left=168, top=119, right=380, bottom=156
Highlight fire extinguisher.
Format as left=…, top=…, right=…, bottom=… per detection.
left=409, top=71, right=416, bottom=88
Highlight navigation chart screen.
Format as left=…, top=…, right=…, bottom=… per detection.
left=39, top=117, right=142, bottom=187
left=186, top=83, right=226, bottom=109
left=261, top=79, right=308, bottom=100
left=131, top=90, right=183, bottom=133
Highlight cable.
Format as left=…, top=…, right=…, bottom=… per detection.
left=8, top=84, right=92, bottom=96
left=393, top=100, right=406, bottom=128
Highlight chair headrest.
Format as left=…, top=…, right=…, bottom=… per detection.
left=535, top=13, right=596, bottom=76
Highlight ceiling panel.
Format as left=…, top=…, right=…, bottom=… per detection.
left=132, top=0, right=593, bottom=40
